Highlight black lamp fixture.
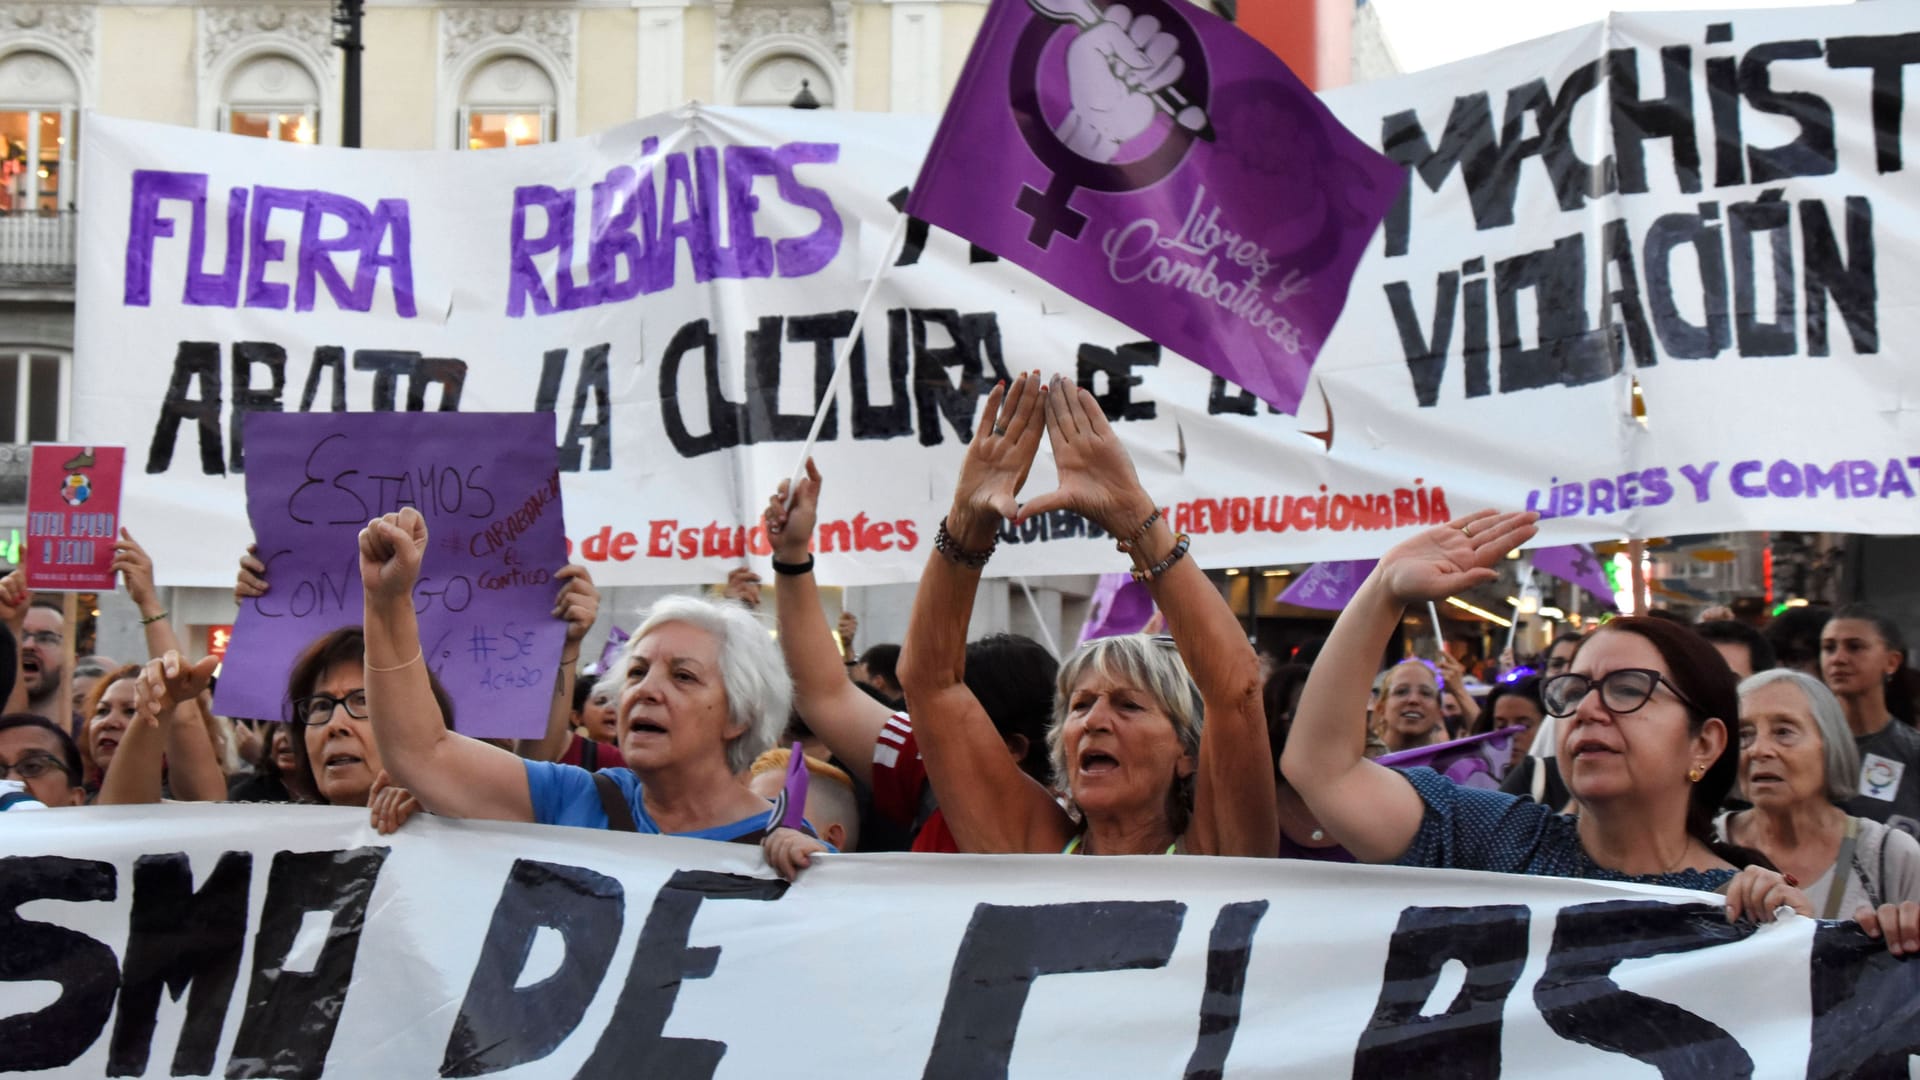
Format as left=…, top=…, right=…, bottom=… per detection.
left=790, top=78, right=822, bottom=110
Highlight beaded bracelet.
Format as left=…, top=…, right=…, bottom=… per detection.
left=1129, top=533, right=1191, bottom=584
left=1113, top=506, right=1164, bottom=556
left=935, top=516, right=996, bottom=569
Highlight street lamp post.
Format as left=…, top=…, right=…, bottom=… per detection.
left=332, top=0, right=365, bottom=148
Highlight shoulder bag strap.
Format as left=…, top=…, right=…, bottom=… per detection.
left=1822, top=817, right=1861, bottom=920
left=592, top=771, right=639, bottom=832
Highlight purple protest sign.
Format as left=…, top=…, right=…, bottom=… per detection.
left=1277, top=559, right=1377, bottom=611
left=1533, top=544, right=1617, bottom=609
left=907, top=0, right=1404, bottom=413
left=212, top=413, right=567, bottom=738
left=1078, top=571, right=1156, bottom=644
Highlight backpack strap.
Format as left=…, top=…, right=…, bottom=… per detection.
left=592, top=771, right=639, bottom=832
left=1822, top=816, right=1861, bottom=919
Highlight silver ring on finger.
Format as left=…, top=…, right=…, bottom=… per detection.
left=992, top=424, right=1008, bottom=437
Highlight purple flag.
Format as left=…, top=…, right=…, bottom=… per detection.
left=212, top=413, right=568, bottom=739
left=1078, top=572, right=1156, bottom=643
left=906, top=0, right=1404, bottom=413
left=1376, top=727, right=1524, bottom=790
left=1277, top=559, right=1377, bottom=611
left=1532, top=544, right=1617, bottom=609
left=593, top=625, right=631, bottom=676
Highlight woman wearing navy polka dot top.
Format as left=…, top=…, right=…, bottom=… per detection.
left=1283, top=511, right=1812, bottom=925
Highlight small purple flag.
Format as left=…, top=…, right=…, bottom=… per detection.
left=1376, top=727, right=1524, bottom=790
left=1532, top=545, right=1617, bottom=609
left=906, top=0, right=1405, bottom=413
left=594, top=625, right=631, bottom=676
left=1277, top=559, right=1377, bottom=611
left=1078, top=572, right=1156, bottom=644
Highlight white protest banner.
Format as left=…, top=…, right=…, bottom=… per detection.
left=4, top=804, right=1916, bottom=1078
left=73, top=4, right=1920, bottom=589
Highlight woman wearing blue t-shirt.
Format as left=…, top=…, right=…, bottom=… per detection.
left=1284, top=511, right=1815, bottom=923
left=355, top=507, right=795, bottom=844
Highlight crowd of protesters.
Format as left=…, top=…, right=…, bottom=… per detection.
left=4, top=374, right=1918, bottom=959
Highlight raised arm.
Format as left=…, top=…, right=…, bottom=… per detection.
left=515, top=565, right=598, bottom=763
left=0, top=572, right=28, bottom=715
left=101, top=651, right=221, bottom=805
left=113, top=529, right=182, bottom=659
left=360, top=508, right=534, bottom=822
left=897, top=373, right=1073, bottom=853
left=113, top=531, right=227, bottom=801
left=764, top=459, right=893, bottom=785
left=1019, top=377, right=1276, bottom=857
left=1281, top=512, right=1536, bottom=862
left=1436, top=651, right=1482, bottom=733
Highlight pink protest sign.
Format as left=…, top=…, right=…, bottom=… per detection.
left=25, top=445, right=126, bottom=591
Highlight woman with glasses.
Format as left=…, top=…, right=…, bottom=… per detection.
left=1284, top=512, right=1822, bottom=927
left=836, top=373, right=1275, bottom=861
left=1716, top=671, right=1920, bottom=936
left=120, top=630, right=449, bottom=832
left=0, top=714, right=87, bottom=807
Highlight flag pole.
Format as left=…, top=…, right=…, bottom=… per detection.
left=786, top=213, right=911, bottom=505
left=1426, top=600, right=1446, bottom=657
left=1016, top=577, right=1061, bottom=659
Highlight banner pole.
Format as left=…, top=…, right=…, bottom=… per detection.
left=1426, top=600, right=1445, bottom=657
left=786, top=213, right=912, bottom=505
left=1502, top=558, right=1531, bottom=659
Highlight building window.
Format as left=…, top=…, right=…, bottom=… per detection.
left=0, top=351, right=68, bottom=443
left=0, top=50, right=80, bottom=214
left=219, top=54, right=320, bottom=143
left=736, top=54, right=834, bottom=108
left=460, top=56, right=554, bottom=149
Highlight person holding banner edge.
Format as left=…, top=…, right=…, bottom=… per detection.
left=1285, top=512, right=1920, bottom=952
left=883, top=372, right=1275, bottom=858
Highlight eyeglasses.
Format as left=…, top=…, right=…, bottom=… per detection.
left=1541, top=669, right=1702, bottom=718
left=22, top=630, right=62, bottom=648
left=0, top=752, right=69, bottom=782
left=290, top=690, right=369, bottom=725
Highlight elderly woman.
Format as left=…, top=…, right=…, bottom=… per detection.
left=358, top=507, right=796, bottom=841
left=1717, top=670, right=1920, bottom=921
left=1284, top=513, right=1841, bottom=929
left=786, top=373, right=1272, bottom=864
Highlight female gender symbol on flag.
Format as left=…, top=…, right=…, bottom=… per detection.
left=909, top=0, right=1405, bottom=414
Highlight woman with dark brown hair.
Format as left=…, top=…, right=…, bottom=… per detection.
left=131, top=628, right=456, bottom=832
left=1286, top=514, right=1810, bottom=913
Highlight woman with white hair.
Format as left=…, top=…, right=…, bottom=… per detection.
left=1716, top=669, right=1920, bottom=920
left=359, top=507, right=795, bottom=841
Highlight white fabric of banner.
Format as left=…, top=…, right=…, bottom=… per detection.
left=73, top=5, right=1920, bottom=588
left=8, top=804, right=1912, bottom=1077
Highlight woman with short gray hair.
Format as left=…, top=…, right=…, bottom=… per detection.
left=358, top=507, right=800, bottom=844
left=1716, top=669, right=1920, bottom=919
